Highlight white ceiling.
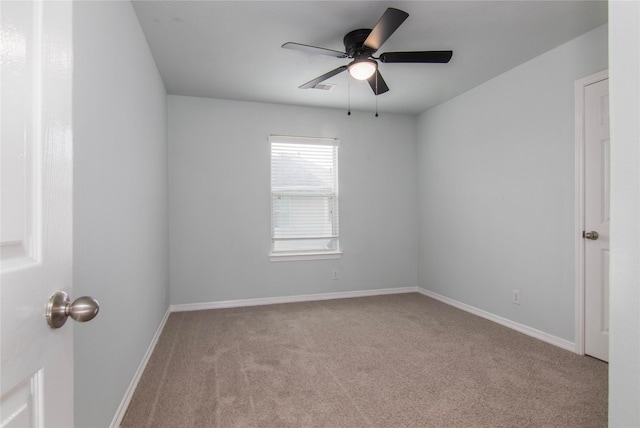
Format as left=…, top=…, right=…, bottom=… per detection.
left=132, top=1, right=607, bottom=115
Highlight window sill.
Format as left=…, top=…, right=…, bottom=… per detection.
left=269, top=252, right=343, bottom=262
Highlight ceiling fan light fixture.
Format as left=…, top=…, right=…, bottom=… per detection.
left=283, top=7, right=452, bottom=96
left=348, top=58, right=377, bottom=80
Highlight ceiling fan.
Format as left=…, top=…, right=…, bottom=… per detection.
left=282, top=7, right=453, bottom=95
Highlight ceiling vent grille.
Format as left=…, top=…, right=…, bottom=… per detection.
left=313, top=83, right=335, bottom=91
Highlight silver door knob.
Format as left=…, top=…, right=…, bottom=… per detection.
left=46, top=290, right=100, bottom=329
left=583, top=230, right=599, bottom=240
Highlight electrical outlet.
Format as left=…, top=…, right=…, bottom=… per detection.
left=512, top=290, right=521, bottom=305
left=332, top=269, right=339, bottom=280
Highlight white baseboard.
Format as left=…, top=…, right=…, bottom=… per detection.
left=171, top=287, right=575, bottom=352
left=170, top=286, right=417, bottom=312
left=110, top=307, right=171, bottom=428
left=416, top=287, right=576, bottom=352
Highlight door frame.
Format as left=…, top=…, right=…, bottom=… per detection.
left=574, top=69, right=608, bottom=355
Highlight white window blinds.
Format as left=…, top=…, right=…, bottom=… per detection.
left=269, top=135, right=340, bottom=254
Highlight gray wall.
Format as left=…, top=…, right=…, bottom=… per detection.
left=169, top=96, right=418, bottom=305
left=416, top=24, right=608, bottom=341
left=609, top=1, right=640, bottom=425
left=73, top=2, right=169, bottom=427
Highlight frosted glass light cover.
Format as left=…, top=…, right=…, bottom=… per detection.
left=348, top=61, right=376, bottom=80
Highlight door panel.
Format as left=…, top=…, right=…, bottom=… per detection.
left=0, top=372, right=42, bottom=428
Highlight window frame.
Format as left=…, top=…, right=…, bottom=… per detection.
left=269, top=135, right=342, bottom=262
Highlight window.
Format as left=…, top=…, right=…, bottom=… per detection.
left=269, top=135, right=341, bottom=260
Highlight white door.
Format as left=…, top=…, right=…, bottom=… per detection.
left=583, top=76, right=610, bottom=362
left=1, top=1, right=74, bottom=426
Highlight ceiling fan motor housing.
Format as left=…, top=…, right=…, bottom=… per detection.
left=343, top=29, right=376, bottom=58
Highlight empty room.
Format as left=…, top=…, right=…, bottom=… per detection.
left=1, top=1, right=638, bottom=427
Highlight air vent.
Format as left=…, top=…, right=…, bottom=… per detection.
left=313, top=83, right=335, bottom=91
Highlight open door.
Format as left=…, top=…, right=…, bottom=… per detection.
left=583, top=75, right=610, bottom=362
left=1, top=1, right=77, bottom=425
left=575, top=70, right=610, bottom=362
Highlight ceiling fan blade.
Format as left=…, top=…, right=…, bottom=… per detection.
left=363, top=8, right=409, bottom=52
left=379, top=51, right=453, bottom=63
left=282, top=42, right=347, bottom=58
left=299, top=66, right=348, bottom=89
left=367, top=69, right=390, bottom=95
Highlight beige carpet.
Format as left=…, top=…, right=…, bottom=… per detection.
left=121, top=293, right=607, bottom=427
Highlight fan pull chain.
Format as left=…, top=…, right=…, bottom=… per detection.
left=375, top=72, right=379, bottom=117
left=347, top=74, right=351, bottom=116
